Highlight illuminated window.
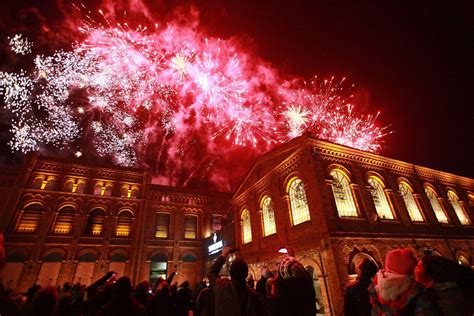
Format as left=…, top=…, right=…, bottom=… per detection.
left=330, top=170, right=358, bottom=217
left=288, top=178, right=311, bottom=225
left=241, top=209, right=252, bottom=244
left=399, top=182, right=424, bottom=222
left=76, top=181, right=86, bottom=193
left=155, top=213, right=170, bottom=238
left=211, top=214, right=222, bottom=232
left=64, top=180, right=74, bottom=192
left=261, top=196, right=276, bottom=236
left=115, top=210, right=133, bottom=237
left=104, top=184, right=113, bottom=196
left=368, top=177, right=394, bottom=220
left=447, top=190, right=471, bottom=225
left=32, top=176, right=44, bottom=189
left=85, top=209, right=105, bottom=236
left=184, top=215, right=197, bottom=239
left=424, top=187, right=449, bottom=224
left=93, top=183, right=103, bottom=195
left=15, top=204, right=42, bottom=233
left=52, top=206, right=75, bottom=234
left=44, top=177, right=57, bottom=191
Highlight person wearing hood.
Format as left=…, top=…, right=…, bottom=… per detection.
left=343, top=258, right=379, bottom=316
left=415, top=255, right=474, bottom=315
left=368, top=248, right=439, bottom=315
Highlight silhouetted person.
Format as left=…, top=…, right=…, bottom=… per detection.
left=175, top=280, right=193, bottom=316
left=256, top=268, right=272, bottom=298
left=343, top=258, right=379, bottom=316
left=369, top=248, right=439, bottom=315
left=208, top=246, right=264, bottom=316
left=267, top=256, right=316, bottom=316
left=28, top=286, right=58, bottom=316
left=147, top=281, right=175, bottom=316
left=415, top=255, right=474, bottom=315
left=196, top=286, right=215, bottom=316
left=98, top=276, right=146, bottom=316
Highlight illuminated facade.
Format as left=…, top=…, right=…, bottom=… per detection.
left=0, top=135, right=473, bottom=315
left=0, top=155, right=230, bottom=292
left=231, top=134, right=474, bottom=315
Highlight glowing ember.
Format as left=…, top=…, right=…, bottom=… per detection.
left=0, top=7, right=390, bottom=189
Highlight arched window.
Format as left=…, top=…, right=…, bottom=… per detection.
left=76, top=181, right=86, bottom=194
left=182, top=253, right=197, bottom=262
left=31, top=176, right=44, bottom=189
left=424, top=186, right=449, bottom=224
left=241, top=209, right=252, bottom=244
left=110, top=253, right=127, bottom=262
left=330, top=169, right=358, bottom=217
left=15, top=204, right=42, bottom=233
left=368, top=176, right=394, bottom=220
left=287, top=177, right=311, bottom=225
left=155, top=213, right=170, bottom=238
left=43, top=252, right=64, bottom=262
left=447, top=190, right=471, bottom=225
left=84, top=209, right=106, bottom=236
left=399, top=181, right=424, bottom=222
left=150, top=254, right=168, bottom=284
left=52, top=206, right=75, bottom=234
left=115, top=210, right=133, bottom=237
left=184, top=215, right=198, bottom=239
left=63, top=180, right=74, bottom=192
left=261, top=196, right=276, bottom=236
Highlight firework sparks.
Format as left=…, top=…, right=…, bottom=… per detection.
left=8, top=34, right=33, bottom=55
left=0, top=7, right=390, bottom=189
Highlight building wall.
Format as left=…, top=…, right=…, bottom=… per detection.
left=231, top=135, right=474, bottom=315
left=0, top=156, right=231, bottom=292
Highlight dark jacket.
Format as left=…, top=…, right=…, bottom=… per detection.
left=267, top=274, right=317, bottom=316
left=430, top=281, right=469, bottom=316
left=208, top=256, right=264, bottom=316
left=343, top=277, right=372, bottom=316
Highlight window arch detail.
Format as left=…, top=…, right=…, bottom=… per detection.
left=52, top=206, right=76, bottom=234
left=15, top=203, right=43, bottom=233
left=368, top=176, right=394, bottom=220
left=261, top=196, right=276, bottom=236
left=399, top=181, right=424, bottom=222
left=424, top=186, right=449, bottom=224
left=85, top=209, right=106, bottom=236
left=330, top=169, right=358, bottom=217
left=241, top=209, right=252, bottom=244
left=447, top=190, right=471, bottom=225
left=115, top=210, right=134, bottom=237
left=287, top=177, right=311, bottom=225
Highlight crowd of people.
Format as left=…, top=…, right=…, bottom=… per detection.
left=1, top=231, right=474, bottom=315
left=343, top=248, right=474, bottom=315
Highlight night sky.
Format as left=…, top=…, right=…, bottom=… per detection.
left=0, top=0, right=473, bottom=182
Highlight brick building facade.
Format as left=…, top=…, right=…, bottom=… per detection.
left=1, top=134, right=473, bottom=315
left=231, top=134, right=474, bottom=315
left=0, top=155, right=230, bottom=292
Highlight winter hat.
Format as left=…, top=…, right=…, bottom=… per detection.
left=278, top=256, right=305, bottom=279
left=384, top=248, right=417, bottom=275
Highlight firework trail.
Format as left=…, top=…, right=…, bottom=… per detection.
left=0, top=6, right=389, bottom=190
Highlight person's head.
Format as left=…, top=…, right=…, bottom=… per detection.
left=384, top=248, right=417, bottom=275
left=230, top=258, right=248, bottom=282
left=358, top=258, right=379, bottom=280
left=278, top=256, right=306, bottom=280
left=157, top=281, right=170, bottom=296
left=135, top=280, right=149, bottom=294
left=112, top=276, right=133, bottom=301
left=415, top=255, right=471, bottom=286
left=179, top=280, right=190, bottom=288
left=32, top=286, right=58, bottom=315
left=26, top=284, right=42, bottom=302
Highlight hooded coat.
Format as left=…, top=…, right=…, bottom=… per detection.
left=368, top=270, right=439, bottom=316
